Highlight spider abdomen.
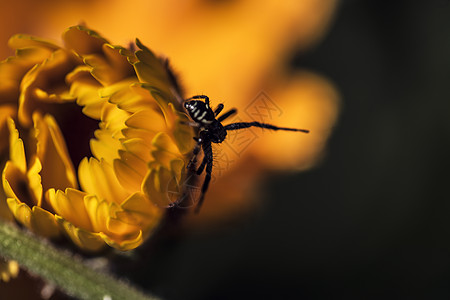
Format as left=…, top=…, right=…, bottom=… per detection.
left=184, top=100, right=215, bottom=125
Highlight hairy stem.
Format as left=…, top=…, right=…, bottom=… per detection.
left=0, top=221, right=160, bottom=300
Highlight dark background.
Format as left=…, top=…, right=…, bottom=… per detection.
left=128, top=1, right=450, bottom=299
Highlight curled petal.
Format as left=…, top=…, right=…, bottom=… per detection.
left=124, top=109, right=166, bottom=134
left=90, top=129, right=122, bottom=165
left=18, top=49, right=78, bottom=126
left=3, top=161, right=39, bottom=208
left=7, top=118, right=26, bottom=173
left=6, top=198, right=60, bottom=238
left=29, top=206, right=60, bottom=238
left=6, top=197, right=32, bottom=228
left=8, top=34, right=59, bottom=51
left=46, top=188, right=92, bottom=230
left=83, top=195, right=111, bottom=233
left=0, top=44, right=53, bottom=105
left=33, top=113, right=78, bottom=191
left=99, top=102, right=130, bottom=137
left=0, top=106, right=15, bottom=155
left=84, top=44, right=134, bottom=86
left=142, top=163, right=183, bottom=208
left=121, top=138, right=152, bottom=163
left=118, top=192, right=164, bottom=231
left=104, top=81, right=155, bottom=113
left=133, top=39, right=175, bottom=99
left=67, top=66, right=104, bottom=119
left=151, top=132, right=184, bottom=169
left=114, top=150, right=147, bottom=193
left=121, top=127, right=155, bottom=147
left=168, top=103, right=194, bottom=154
left=99, top=230, right=142, bottom=251
left=7, top=118, right=43, bottom=205
left=83, top=194, right=143, bottom=250
left=78, top=158, right=129, bottom=204
left=63, top=26, right=108, bottom=57
left=55, top=215, right=105, bottom=252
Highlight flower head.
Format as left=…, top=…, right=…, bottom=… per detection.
left=0, top=26, right=193, bottom=251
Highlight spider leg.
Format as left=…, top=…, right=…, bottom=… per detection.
left=187, top=137, right=202, bottom=172
left=187, top=95, right=210, bottom=106
left=217, top=108, right=237, bottom=123
left=214, top=103, right=224, bottom=116
left=195, top=140, right=213, bottom=213
left=196, top=155, right=207, bottom=175
left=224, top=121, right=309, bottom=133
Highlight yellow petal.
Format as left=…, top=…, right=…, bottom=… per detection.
left=33, top=113, right=78, bottom=191
left=3, top=161, right=39, bottom=207
left=7, top=197, right=32, bottom=228
left=99, top=230, right=143, bottom=251
left=150, top=132, right=184, bottom=169
left=99, top=102, right=130, bottom=136
left=113, top=150, right=147, bottom=193
left=63, top=26, right=108, bottom=56
left=0, top=174, right=14, bottom=222
left=121, top=138, right=152, bottom=163
left=78, top=158, right=129, bottom=205
left=142, top=166, right=180, bottom=208
left=90, top=128, right=122, bottom=164
left=46, top=188, right=92, bottom=230
left=108, top=83, right=152, bottom=113
left=118, top=192, right=164, bottom=232
left=169, top=103, right=194, bottom=155
left=30, top=206, right=60, bottom=238
left=55, top=215, right=105, bottom=252
left=138, top=84, right=174, bottom=124
left=18, top=49, right=77, bottom=127
left=8, top=34, right=59, bottom=51
left=133, top=39, right=174, bottom=98
left=0, top=46, right=52, bottom=104
left=0, top=106, right=15, bottom=155
left=7, top=118, right=26, bottom=173
left=83, top=44, right=134, bottom=86
left=121, top=127, right=154, bottom=148
left=106, top=216, right=140, bottom=237
left=26, top=156, right=43, bottom=206
left=124, top=109, right=167, bottom=134
left=67, top=69, right=104, bottom=119
left=83, top=194, right=109, bottom=233
left=152, top=132, right=180, bottom=155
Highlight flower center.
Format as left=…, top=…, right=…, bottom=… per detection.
left=50, top=102, right=98, bottom=168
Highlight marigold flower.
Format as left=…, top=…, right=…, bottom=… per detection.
left=0, top=26, right=193, bottom=251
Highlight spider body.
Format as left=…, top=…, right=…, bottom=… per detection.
left=183, top=95, right=309, bottom=213
left=184, top=100, right=227, bottom=143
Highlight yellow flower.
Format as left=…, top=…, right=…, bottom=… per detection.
left=0, top=26, right=193, bottom=251
left=0, top=258, right=19, bottom=282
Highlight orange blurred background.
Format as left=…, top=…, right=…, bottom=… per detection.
left=0, top=0, right=340, bottom=225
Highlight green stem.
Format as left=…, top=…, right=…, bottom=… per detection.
left=0, top=221, right=160, bottom=300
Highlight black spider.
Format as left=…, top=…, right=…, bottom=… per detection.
left=183, top=95, right=309, bottom=213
